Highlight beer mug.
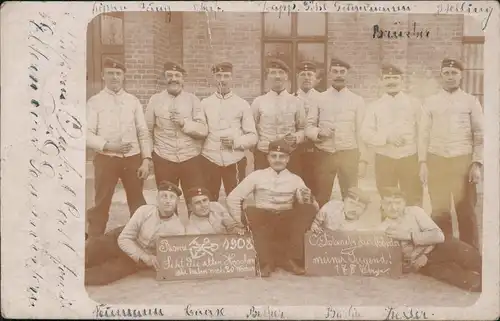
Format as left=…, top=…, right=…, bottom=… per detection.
left=298, top=187, right=312, bottom=204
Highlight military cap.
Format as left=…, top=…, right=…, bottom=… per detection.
left=103, top=57, right=126, bottom=72
left=185, top=187, right=211, bottom=201
left=158, top=181, right=182, bottom=196
left=164, top=61, right=186, bottom=73
left=267, top=58, right=290, bottom=73
left=297, top=61, right=317, bottom=73
left=441, top=58, right=463, bottom=71
left=380, top=186, right=406, bottom=200
left=212, top=62, right=233, bottom=73
left=330, top=57, right=351, bottom=70
left=268, top=139, right=292, bottom=154
left=346, top=187, right=371, bottom=205
left=381, top=63, right=403, bottom=75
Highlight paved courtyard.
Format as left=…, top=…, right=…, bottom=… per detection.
left=85, top=159, right=482, bottom=307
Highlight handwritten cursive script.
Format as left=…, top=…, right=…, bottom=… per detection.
left=437, top=2, right=493, bottom=30
left=94, top=304, right=164, bottom=318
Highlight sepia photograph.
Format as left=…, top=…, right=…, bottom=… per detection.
left=83, top=10, right=486, bottom=308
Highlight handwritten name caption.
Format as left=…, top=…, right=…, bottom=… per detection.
left=185, top=304, right=225, bottom=318
left=246, top=305, right=285, bottom=319
left=94, top=304, right=164, bottom=318
left=385, top=307, right=430, bottom=320
left=437, top=2, right=493, bottom=30
left=325, top=306, right=362, bottom=319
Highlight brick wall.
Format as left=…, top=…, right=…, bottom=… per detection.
left=182, top=12, right=262, bottom=102
left=120, top=12, right=464, bottom=106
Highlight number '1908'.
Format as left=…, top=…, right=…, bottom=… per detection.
left=222, top=237, right=254, bottom=250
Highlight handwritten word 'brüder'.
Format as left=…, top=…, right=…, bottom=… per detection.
left=373, top=22, right=431, bottom=39
left=27, top=11, right=82, bottom=310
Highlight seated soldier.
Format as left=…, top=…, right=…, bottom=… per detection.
left=227, top=139, right=318, bottom=277
left=85, top=181, right=185, bottom=286
left=310, top=187, right=371, bottom=233
left=185, top=187, right=246, bottom=235
left=378, top=187, right=481, bottom=292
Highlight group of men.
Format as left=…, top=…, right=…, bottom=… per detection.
left=85, top=55, right=483, bottom=292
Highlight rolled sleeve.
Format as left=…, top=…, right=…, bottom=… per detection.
left=411, top=207, right=445, bottom=245
left=227, top=172, right=259, bottom=223
left=305, top=102, right=321, bottom=142
left=144, top=95, right=158, bottom=151
left=233, top=103, right=258, bottom=150
left=117, top=206, right=151, bottom=263
left=294, top=100, right=306, bottom=144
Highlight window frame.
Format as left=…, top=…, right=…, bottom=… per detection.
left=261, top=13, right=328, bottom=94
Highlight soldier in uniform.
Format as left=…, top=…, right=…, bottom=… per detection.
left=361, top=63, right=423, bottom=207
left=418, top=58, right=483, bottom=249
left=185, top=187, right=246, bottom=235
left=200, top=62, right=258, bottom=201
left=145, top=61, right=208, bottom=197
left=295, top=61, right=323, bottom=192
left=226, top=139, right=318, bottom=277
left=251, top=58, right=307, bottom=175
left=86, top=58, right=151, bottom=239
left=85, top=181, right=185, bottom=285
left=310, top=187, right=371, bottom=234
left=306, top=57, right=368, bottom=207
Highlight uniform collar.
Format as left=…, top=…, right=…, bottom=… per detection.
left=296, top=88, right=317, bottom=97
left=441, top=87, right=463, bottom=95
left=382, top=91, right=404, bottom=100
left=164, top=89, right=183, bottom=99
left=268, top=89, right=290, bottom=97
left=328, top=86, right=349, bottom=94
left=157, top=208, right=179, bottom=221
left=265, top=167, right=290, bottom=176
left=104, top=87, right=125, bottom=96
left=215, top=91, right=233, bottom=100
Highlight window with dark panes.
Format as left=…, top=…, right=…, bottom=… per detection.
left=262, top=13, right=328, bottom=94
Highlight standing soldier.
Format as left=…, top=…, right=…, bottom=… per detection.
left=361, top=63, right=423, bottom=207
left=306, top=58, right=368, bottom=208
left=200, top=62, right=258, bottom=201
left=418, top=58, right=483, bottom=249
left=86, top=58, right=151, bottom=239
left=295, top=61, right=322, bottom=192
left=252, top=58, right=306, bottom=175
left=144, top=61, right=208, bottom=197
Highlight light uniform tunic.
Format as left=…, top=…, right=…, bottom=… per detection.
left=251, top=90, right=307, bottom=153
left=145, top=90, right=208, bottom=163
left=311, top=200, right=365, bottom=232
left=201, top=91, right=258, bottom=166
left=117, top=205, right=186, bottom=263
left=226, top=167, right=307, bottom=221
left=418, top=88, right=483, bottom=164
left=87, top=88, right=152, bottom=158
left=185, top=202, right=243, bottom=235
left=361, top=92, right=421, bottom=159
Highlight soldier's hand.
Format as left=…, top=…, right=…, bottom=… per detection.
left=358, top=161, right=367, bottom=178
left=220, top=137, right=234, bottom=149
left=310, top=225, right=323, bottom=235
left=284, top=133, right=297, bottom=145
left=144, top=255, right=160, bottom=271
left=137, top=160, right=150, bottom=180
left=412, top=255, right=428, bottom=270
left=171, top=113, right=185, bottom=127
left=105, top=141, right=132, bottom=153
left=469, top=163, right=482, bottom=184
left=419, top=162, right=428, bottom=186
left=231, top=226, right=246, bottom=236
left=387, top=134, right=404, bottom=147
left=318, top=127, right=334, bottom=139
left=385, top=226, right=411, bottom=241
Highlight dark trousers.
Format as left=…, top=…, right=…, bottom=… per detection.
left=298, top=141, right=317, bottom=192
left=152, top=153, right=204, bottom=197
left=375, top=153, right=423, bottom=206
left=419, top=238, right=482, bottom=292
left=87, top=154, right=146, bottom=238
left=201, top=156, right=247, bottom=201
left=245, top=204, right=316, bottom=269
left=85, top=226, right=147, bottom=285
left=427, top=153, right=479, bottom=249
left=313, top=149, right=359, bottom=208
left=253, top=149, right=302, bottom=176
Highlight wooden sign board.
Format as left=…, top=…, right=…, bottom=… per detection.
left=305, top=230, right=403, bottom=277
left=156, top=233, right=257, bottom=281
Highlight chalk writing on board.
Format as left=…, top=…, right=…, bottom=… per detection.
left=305, top=231, right=402, bottom=277
left=385, top=307, right=431, bottom=320
left=436, top=2, right=493, bottom=30
left=157, top=234, right=256, bottom=280
left=325, top=306, right=362, bottom=320
left=26, top=11, right=81, bottom=309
